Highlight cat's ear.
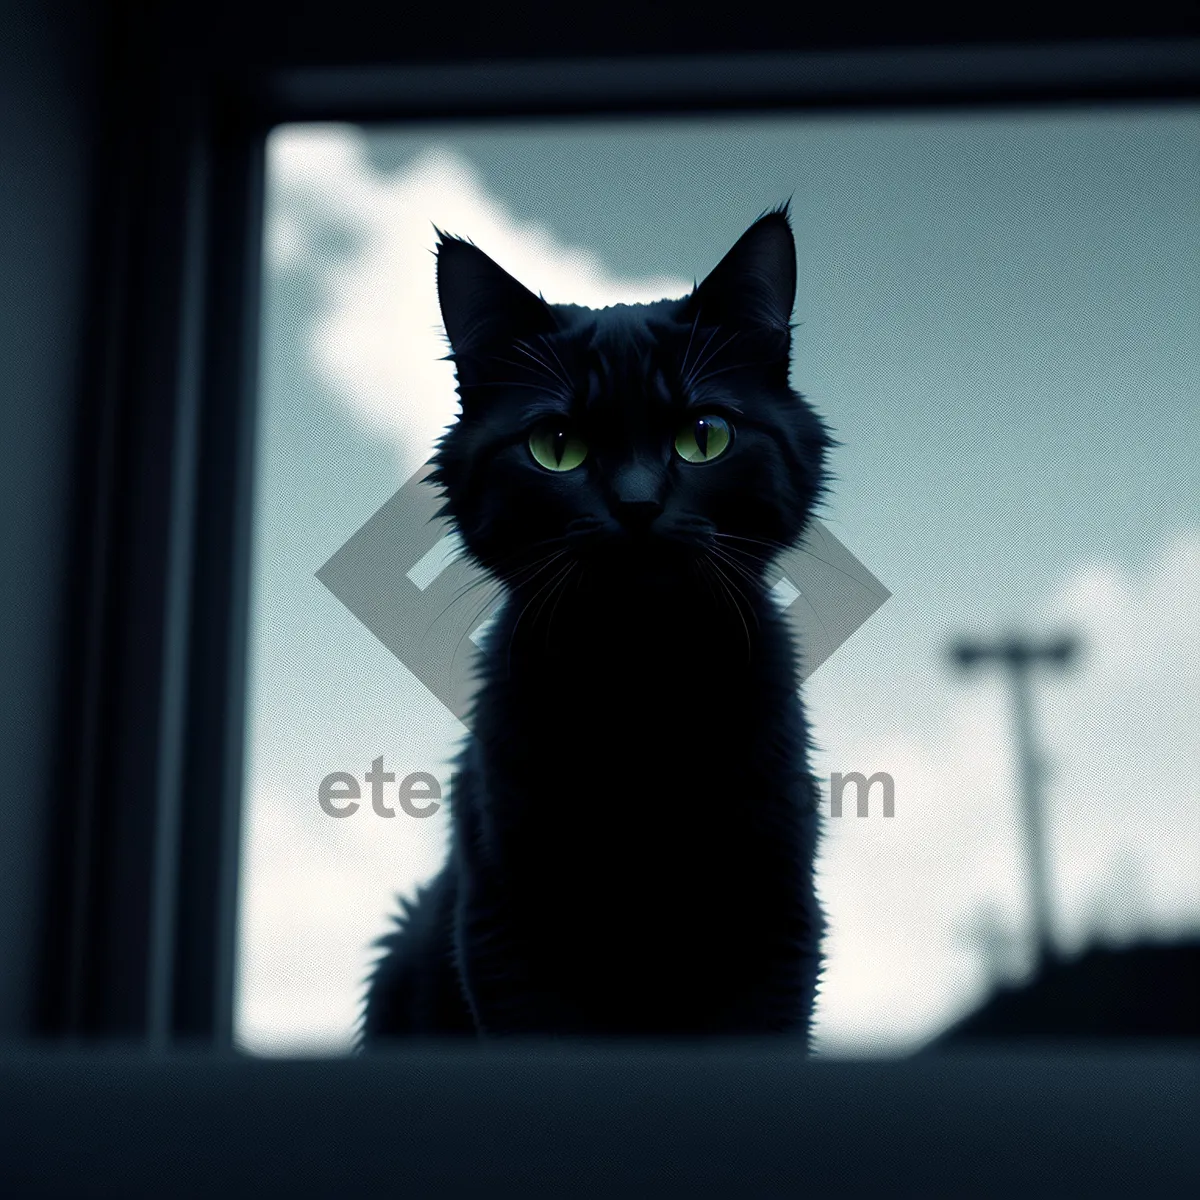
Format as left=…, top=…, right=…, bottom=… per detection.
left=683, top=203, right=796, bottom=335
left=434, top=229, right=556, bottom=358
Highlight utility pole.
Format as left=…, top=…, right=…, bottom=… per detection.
left=950, top=633, right=1079, bottom=975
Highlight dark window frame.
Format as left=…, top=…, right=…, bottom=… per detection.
left=42, top=16, right=1200, bottom=1046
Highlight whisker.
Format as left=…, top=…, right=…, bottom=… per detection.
left=506, top=552, right=571, bottom=679
left=536, top=334, right=574, bottom=394
left=714, top=538, right=845, bottom=650
left=711, top=532, right=792, bottom=563
left=541, top=560, right=579, bottom=650
left=691, top=555, right=725, bottom=613
left=687, top=358, right=763, bottom=390
left=792, top=547, right=887, bottom=595
left=710, top=555, right=760, bottom=633
left=490, top=353, right=571, bottom=402
left=491, top=541, right=575, bottom=588
left=416, top=532, right=580, bottom=662
left=446, top=583, right=508, bottom=680
left=512, top=340, right=571, bottom=392
left=707, top=544, right=766, bottom=593
left=710, top=558, right=754, bottom=661
left=440, top=530, right=560, bottom=591
left=682, top=326, right=721, bottom=393
left=789, top=586, right=834, bottom=657
left=712, top=532, right=791, bottom=549
left=420, top=573, right=501, bottom=636
left=713, top=531, right=884, bottom=594
left=678, top=308, right=703, bottom=384
left=529, top=559, right=575, bottom=631
left=685, top=329, right=739, bottom=394
left=702, top=552, right=754, bottom=662
left=417, top=543, right=571, bottom=662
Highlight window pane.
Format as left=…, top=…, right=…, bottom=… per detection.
left=238, top=108, right=1200, bottom=1055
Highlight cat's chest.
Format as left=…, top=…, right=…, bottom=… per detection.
left=493, top=651, right=764, bottom=757
left=477, top=677, right=782, bottom=832
left=473, top=591, right=797, bottom=805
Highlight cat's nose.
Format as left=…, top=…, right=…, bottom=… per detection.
left=615, top=498, right=663, bottom=531
left=611, top=462, right=664, bottom=530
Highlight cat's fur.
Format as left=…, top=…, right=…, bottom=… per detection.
left=359, top=204, right=830, bottom=1042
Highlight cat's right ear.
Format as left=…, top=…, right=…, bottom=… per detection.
left=434, top=228, right=556, bottom=359
left=681, top=204, right=796, bottom=338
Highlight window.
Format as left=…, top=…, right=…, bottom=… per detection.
left=11, top=22, right=1197, bottom=1193
left=237, top=104, right=1200, bottom=1055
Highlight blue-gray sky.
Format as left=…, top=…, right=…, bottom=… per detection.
left=238, top=106, right=1200, bottom=1054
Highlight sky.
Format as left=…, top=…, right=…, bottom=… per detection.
left=237, top=105, right=1200, bottom=1055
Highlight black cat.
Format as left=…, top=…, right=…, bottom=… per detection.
left=360, top=204, right=830, bottom=1043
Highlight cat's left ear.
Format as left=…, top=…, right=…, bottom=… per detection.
left=683, top=203, right=796, bottom=335
left=434, top=228, right=557, bottom=359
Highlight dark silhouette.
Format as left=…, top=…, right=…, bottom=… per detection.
left=933, top=939, right=1200, bottom=1042
left=361, top=206, right=828, bottom=1041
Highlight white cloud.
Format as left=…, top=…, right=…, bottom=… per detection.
left=265, top=125, right=691, bottom=479
left=235, top=775, right=452, bottom=1055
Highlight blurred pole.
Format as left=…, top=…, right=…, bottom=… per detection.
left=951, top=634, right=1079, bottom=974
left=1007, top=653, right=1055, bottom=974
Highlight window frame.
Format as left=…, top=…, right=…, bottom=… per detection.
left=41, top=20, right=1200, bottom=1045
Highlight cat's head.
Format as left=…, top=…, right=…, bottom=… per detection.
left=429, top=205, right=831, bottom=594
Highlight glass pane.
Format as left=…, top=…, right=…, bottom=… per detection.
left=238, top=107, right=1200, bottom=1055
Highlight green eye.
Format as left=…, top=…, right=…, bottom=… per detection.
left=675, top=414, right=732, bottom=463
left=529, top=424, right=588, bottom=472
